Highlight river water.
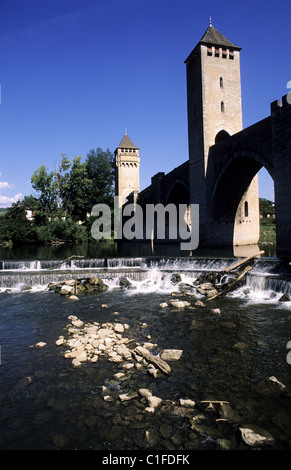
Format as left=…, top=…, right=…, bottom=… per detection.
left=0, top=242, right=291, bottom=451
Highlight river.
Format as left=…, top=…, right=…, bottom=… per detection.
left=0, top=241, right=290, bottom=451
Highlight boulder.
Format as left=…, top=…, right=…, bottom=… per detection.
left=161, top=349, right=183, bottom=361
left=60, top=285, right=73, bottom=295
left=210, top=308, right=221, bottom=315
left=199, top=282, right=213, bottom=290
left=84, top=277, right=108, bottom=291
left=254, top=376, right=286, bottom=396
left=119, top=391, right=138, bottom=402
left=119, top=277, right=132, bottom=287
left=56, top=337, right=65, bottom=346
left=169, top=300, right=191, bottom=309
left=69, top=295, right=79, bottom=301
left=178, top=398, right=195, bottom=408
left=171, top=273, right=182, bottom=283
left=138, top=389, right=162, bottom=409
left=71, top=319, right=84, bottom=328
left=159, top=302, right=168, bottom=308
left=65, top=280, right=76, bottom=286
left=114, top=323, right=125, bottom=333
left=239, top=426, right=275, bottom=447
left=279, top=293, right=290, bottom=302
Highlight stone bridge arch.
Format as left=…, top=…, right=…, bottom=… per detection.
left=203, top=116, right=274, bottom=248
left=211, top=148, right=274, bottom=221
left=165, top=179, right=190, bottom=205
left=166, top=179, right=191, bottom=234
left=208, top=148, right=274, bottom=247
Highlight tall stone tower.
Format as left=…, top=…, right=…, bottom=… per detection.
left=114, top=132, right=140, bottom=206
left=185, top=21, right=259, bottom=246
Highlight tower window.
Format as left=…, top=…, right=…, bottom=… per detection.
left=207, top=46, right=213, bottom=56
left=221, top=101, right=225, bottom=112
left=222, top=49, right=227, bottom=59
left=220, top=76, right=224, bottom=88
left=229, top=49, right=234, bottom=60
left=215, top=48, right=220, bottom=57
left=244, top=201, right=249, bottom=217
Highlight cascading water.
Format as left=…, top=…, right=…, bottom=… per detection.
left=0, top=256, right=290, bottom=303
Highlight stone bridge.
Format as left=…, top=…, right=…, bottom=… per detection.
left=136, top=95, right=291, bottom=258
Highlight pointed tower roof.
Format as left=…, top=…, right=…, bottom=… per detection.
left=185, top=22, right=241, bottom=63
left=117, top=131, right=139, bottom=150
left=199, top=23, right=241, bottom=50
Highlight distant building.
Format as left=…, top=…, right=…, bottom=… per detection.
left=114, top=131, right=140, bottom=206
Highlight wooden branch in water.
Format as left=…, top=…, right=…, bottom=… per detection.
left=47, top=255, right=84, bottom=270
left=206, top=265, right=252, bottom=301
left=134, top=346, right=171, bottom=375
left=222, top=251, right=264, bottom=273
left=200, top=400, right=229, bottom=404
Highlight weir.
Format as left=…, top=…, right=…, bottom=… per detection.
left=0, top=256, right=290, bottom=298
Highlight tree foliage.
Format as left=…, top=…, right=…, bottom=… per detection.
left=0, top=147, right=115, bottom=246
left=259, top=198, right=275, bottom=218
left=31, top=165, right=58, bottom=213
left=86, top=148, right=114, bottom=208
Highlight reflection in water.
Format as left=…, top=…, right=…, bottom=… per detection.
left=0, top=240, right=276, bottom=261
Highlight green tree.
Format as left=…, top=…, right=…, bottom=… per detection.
left=31, top=165, right=58, bottom=214
left=259, top=198, right=275, bottom=218
left=4, top=200, right=38, bottom=245
left=86, top=148, right=114, bottom=208
left=22, top=194, right=40, bottom=212
left=60, top=155, right=91, bottom=221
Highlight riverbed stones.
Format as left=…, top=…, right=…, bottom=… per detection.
left=119, top=391, right=138, bottom=402
left=161, top=349, right=183, bottom=361
left=159, top=302, right=168, bottom=308
left=69, top=295, right=79, bottom=301
left=114, top=323, right=124, bottom=333
left=233, top=341, right=249, bottom=351
left=49, top=276, right=109, bottom=296
left=56, top=316, right=178, bottom=379
left=178, top=398, right=195, bottom=408
left=210, top=308, right=221, bottom=315
left=239, top=426, right=275, bottom=447
left=254, top=376, right=287, bottom=396
left=60, top=284, right=74, bottom=295
left=169, top=300, right=191, bottom=309
left=138, top=388, right=162, bottom=410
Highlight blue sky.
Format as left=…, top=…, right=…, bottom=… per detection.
left=0, top=0, right=290, bottom=207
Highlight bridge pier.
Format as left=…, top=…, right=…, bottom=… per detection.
left=272, top=96, right=291, bottom=259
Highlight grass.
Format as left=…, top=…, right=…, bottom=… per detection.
left=260, top=217, right=276, bottom=244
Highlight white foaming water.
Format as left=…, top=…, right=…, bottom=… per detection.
left=103, top=268, right=198, bottom=295
left=0, top=257, right=290, bottom=308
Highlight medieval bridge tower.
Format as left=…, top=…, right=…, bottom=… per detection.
left=114, top=131, right=140, bottom=206
left=185, top=21, right=260, bottom=246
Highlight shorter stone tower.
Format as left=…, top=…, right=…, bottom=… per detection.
left=114, top=132, right=140, bottom=205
